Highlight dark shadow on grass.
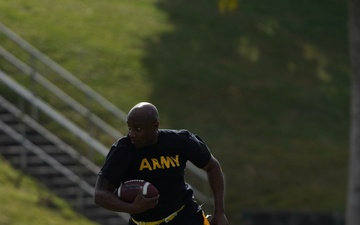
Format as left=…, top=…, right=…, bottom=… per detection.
left=141, top=0, right=246, bottom=137
left=140, top=0, right=349, bottom=142
left=140, top=0, right=349, bottom=223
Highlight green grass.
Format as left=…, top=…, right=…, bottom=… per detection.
left=0, top=0, right=350, bottom=224
left=0, top=157, right=97, bottom=225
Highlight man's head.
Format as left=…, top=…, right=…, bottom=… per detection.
left=126, top=102, right=159, bottom=148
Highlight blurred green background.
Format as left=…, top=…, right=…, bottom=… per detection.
left=0, top=0, right=350, bottom=224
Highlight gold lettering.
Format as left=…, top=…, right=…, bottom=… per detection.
left=160, top=156, right=169, bottom=168
left=171, top=155, right=180, bottom=167
left=151, top=158, right=162, bottom=170
left=167, top=156, right=176, bottom=167
left=139, top=158, right=152, bottom=171
left=160, top=156, right=174, bottom=168
left=139, top=155, right=180, bottom=171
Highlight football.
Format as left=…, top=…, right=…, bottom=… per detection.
left=117, top=179, right=158, bottom=203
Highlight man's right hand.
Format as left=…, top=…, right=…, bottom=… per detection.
left=129, top=187, right=159, bottom=214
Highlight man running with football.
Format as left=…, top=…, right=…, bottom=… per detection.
left=94, top=102, right=229, bottom=225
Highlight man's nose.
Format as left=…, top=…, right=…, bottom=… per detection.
left=129, top=129, right=136, bottom=138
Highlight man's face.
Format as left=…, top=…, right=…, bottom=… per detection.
left=127, top=119, right=158, bottom=148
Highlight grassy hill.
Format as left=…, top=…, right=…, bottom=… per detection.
left=0, top=157, right=97, bottom=225
left=0, top=0, right=350, bottom=224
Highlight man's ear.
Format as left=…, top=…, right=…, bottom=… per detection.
left=154, top=120, right=159, bottom=129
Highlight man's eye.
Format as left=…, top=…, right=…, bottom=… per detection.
left=128, top=126, right=142, bottom=132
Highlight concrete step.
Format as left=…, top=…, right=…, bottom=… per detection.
left=0, top=113, right=19, bottom=123
left=0, top=132, right=53, bottom=146
left=5, top=154, right=77, bottom=165
left=1, top=145, right=66, bottom=155
left=0, top=133, right=19, bottom=146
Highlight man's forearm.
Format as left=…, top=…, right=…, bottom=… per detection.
left=206, top=158, right=226, bottom=213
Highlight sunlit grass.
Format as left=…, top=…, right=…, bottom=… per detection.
left=0, top=157, right=97, bottom=225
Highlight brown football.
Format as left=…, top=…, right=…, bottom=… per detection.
left=117, top=179, right=158, bottom=203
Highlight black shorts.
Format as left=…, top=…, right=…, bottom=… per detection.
left=129, top=201, right=209, bottom=225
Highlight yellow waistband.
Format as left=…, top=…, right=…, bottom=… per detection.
left=131, top=204, right=186, bottom=225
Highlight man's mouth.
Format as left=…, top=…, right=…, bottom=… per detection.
left=131, top=139, right=142, bottom=147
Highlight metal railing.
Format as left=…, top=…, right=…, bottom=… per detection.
left=0, top=46, right=122, bottom=140
left=0, top=93, right=130, bottom=222
left=0, top=22, right=128, bottom=122
left=0, top=71, right=109, bottom=155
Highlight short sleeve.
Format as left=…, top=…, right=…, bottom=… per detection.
left=186, top=132, right=212, bottom=168
left=98, top=142, right=134, bottom=187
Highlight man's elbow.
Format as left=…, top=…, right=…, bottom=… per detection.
left=94, top=189, right=104, bottom=206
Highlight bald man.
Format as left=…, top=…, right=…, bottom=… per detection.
left=94, top=102, right=228, bottom=225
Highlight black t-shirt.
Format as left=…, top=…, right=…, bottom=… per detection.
left=98, top=129, right=212, bottom=221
